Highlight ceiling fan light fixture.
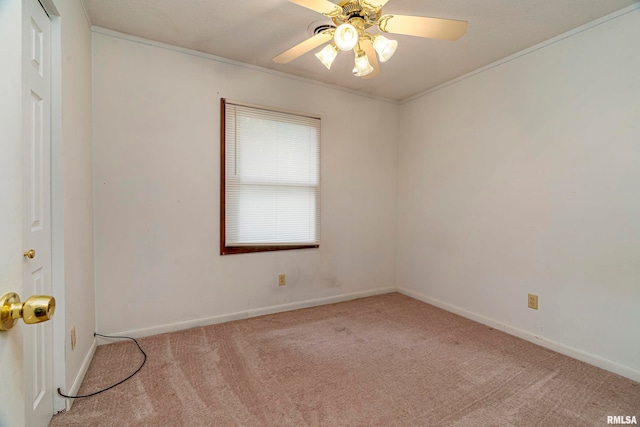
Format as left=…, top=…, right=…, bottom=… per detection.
left=276, top=0, right=469, bottom=78
left=315, top=43, right=339, bottom=69
left=373, top=34, right=398, bottom=62
left=334, top=23, right=359, bottom=51
left=352, top=50, right=374, bottom=77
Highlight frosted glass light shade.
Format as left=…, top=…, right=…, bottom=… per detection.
left=352, top=50, right=373, bottom=77
left=334, top=23, right=358, bottom=51
left=315, top=43, right=339, bottom=69
left=373, top=35, right=397, bottom=62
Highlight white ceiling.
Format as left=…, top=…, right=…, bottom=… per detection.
left=82, top=0, right=638, bottom=101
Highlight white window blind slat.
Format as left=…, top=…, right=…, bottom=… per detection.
left=224, top=102, right=320, bottom=247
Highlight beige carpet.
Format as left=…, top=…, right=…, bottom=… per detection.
left=50, top=293, right=639, bottom=426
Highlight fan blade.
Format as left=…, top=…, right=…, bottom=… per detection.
left=288, top=0, right=341, bottom=16
left=361, top=39, right=379, bottom=80
left=379, top=14, right=468, bottom=41
left=273, top=32, right=333, bottom=64
left=362, top=0, right=389, bottom=8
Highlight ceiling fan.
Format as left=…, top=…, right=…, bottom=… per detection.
left=273, top=0, right=468, bottom=79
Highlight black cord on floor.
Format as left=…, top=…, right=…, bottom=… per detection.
left=57, top=332, right=147, bottom=399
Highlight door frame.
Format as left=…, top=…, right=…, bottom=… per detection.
left=35, top=0, right=66, bottom=414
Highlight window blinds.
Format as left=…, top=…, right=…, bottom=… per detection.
left=224, top=101, right=321, bottom=246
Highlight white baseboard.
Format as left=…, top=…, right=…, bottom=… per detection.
left=398, top=287, right=640, bottom=383
left=105, top=287, right=397, bottom=341
left=63, top=336, right=98, bottom=411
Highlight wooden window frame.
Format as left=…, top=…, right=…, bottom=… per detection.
left=220, top=98, right=320, bottom=255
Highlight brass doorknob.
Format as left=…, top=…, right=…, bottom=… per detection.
left=0, top=293, right=56, bottom=331
left=23, top=249, right=36, bottom=259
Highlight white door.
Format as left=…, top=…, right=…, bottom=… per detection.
left=0, top=0, right=28, bottom=425
left=23, top=0, right=54, bottom=425
left=0, top=0, right=53, bottom=425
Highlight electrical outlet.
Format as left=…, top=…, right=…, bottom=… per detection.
left=278, top=274, right=286, bottom=286
left=528, top=294, right=538, bottom=310
left=71, top=326, right=77, bottom=350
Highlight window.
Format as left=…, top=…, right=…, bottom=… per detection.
left=220, top=99, right=321, bottom=255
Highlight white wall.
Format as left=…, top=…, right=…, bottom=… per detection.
left=0, top=2, right=27, bottom=425
left=397, top=8, right=640, bottom=380
left=92, top=31, right=398, bottom=336
left=54, top=0, right=96, bottom=400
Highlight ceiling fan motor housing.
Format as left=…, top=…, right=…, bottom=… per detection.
left=333, top=0, right=381, bottom=29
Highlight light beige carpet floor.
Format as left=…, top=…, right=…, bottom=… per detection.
left=50, top=293, right=639, bottom=426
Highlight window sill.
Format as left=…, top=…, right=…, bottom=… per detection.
left=221, top=244, right=319, bottom=255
